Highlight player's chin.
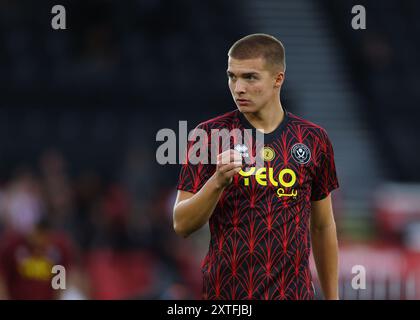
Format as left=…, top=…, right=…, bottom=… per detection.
left=236, top=103, right=256, bottom=113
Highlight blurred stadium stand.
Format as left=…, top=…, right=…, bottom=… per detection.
left=323, top=0, right=420, bottom=183
left=0, top=0, right=419, bottom=300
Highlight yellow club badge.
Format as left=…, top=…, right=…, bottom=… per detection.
left=262, top=146, right=275, bottom=162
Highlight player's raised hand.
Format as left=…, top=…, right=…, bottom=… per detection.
left=213, top=149, right=242, bottom=188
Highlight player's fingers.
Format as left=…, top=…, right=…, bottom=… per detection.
left=218, top=163, right=235, bottom=173
left=217, top=149, right=234, bottom=158
left=218, top=149, right=243, bottom=165
left=232, top=150, right=242, bottom=163
left=219, top=150, right=234, bottom=165
left=217, top=154, right=239, bottom=165
left=218, top=153, right=243, bottom=166
left=218, top=159, right=242, bottom=169
left=218, top=162, right=242, bottom=174
left=217, top=149, right=239, bottom=158
left=224, top=166, right=242, bottom=178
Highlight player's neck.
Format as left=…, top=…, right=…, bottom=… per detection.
left=243, top=100, right=285, bottom=134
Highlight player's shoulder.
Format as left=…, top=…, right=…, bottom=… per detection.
left=195, top=109, right=239, bottom=131
left=287, top=111, right=330, bottom=141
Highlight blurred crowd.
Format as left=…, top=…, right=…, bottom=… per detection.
left=0, top=149, right=203, bottom=299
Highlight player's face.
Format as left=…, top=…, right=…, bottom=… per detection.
left=227, top=56, right=282, bottom=113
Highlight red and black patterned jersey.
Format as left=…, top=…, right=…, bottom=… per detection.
left=177, top=106, right=339, bottom=300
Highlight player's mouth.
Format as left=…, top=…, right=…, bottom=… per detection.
left=236, top=99, right=251, bottom=106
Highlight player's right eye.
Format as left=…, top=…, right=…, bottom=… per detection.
left=227, top=74, right=235, bottom=80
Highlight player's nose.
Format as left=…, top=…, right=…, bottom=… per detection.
left=234, top=81, right=246, bottom=94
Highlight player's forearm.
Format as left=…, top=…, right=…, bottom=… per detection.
left=173, top=175, right=225, bottom=238
left=311, top=222, right=339, bottom=300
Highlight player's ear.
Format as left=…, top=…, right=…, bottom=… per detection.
left=274, top=70, right=285, bottom=88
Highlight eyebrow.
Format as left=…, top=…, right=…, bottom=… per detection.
left=226, top=71, right=260, bottom=77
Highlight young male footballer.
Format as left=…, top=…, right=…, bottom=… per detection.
left=173, top=34, right=339, bottom=300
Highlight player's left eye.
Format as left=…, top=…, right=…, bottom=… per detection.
left=246, top=75, right=257, bottom=80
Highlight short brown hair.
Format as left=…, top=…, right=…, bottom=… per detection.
left=228, top=33, right=286, bottom=72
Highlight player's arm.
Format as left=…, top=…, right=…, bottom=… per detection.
left=173, top=150, right=242, bottom=238
left=310, top=193, right=339, bottom=300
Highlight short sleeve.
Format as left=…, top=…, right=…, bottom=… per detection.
left=176, top=123, right=216, bottom=194
left=311, top=129, right=339, bottom=201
